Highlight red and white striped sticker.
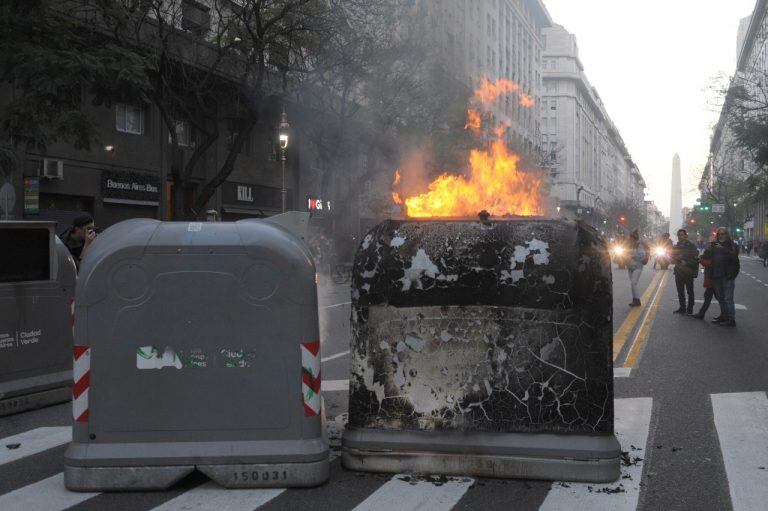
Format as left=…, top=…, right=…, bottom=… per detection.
left=73, top=345, right=90, bottom=422
left=301, top=341, right=321, bottom=417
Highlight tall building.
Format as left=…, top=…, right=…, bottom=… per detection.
left=709, top=0, right=768, bottom=242
left=670, top=153, right=683, bottom=236
left=418, top=0, right=552, bottom=162
left=541, top=24, right=645, bottom=225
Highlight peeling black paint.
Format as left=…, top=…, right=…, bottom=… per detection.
left=348, top=218, right=614, bottom=435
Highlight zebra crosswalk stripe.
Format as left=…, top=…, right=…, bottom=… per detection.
left=352, top=474, right=474, bottom=511
left=149, top=481, right=284, bottom=511
left=538, top=397, right=653, bottom=511
left=0, top=473, right=98, bottom=511
left=711, top=391, right=768, bottom=511
left=0, top=427, right=71, bottom=467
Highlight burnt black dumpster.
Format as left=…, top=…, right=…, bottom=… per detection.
left=341, top=217, right=620, bottom=482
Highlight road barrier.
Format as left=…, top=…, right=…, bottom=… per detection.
left=0, top=221, right=76, bottom=416
left=64, top=215, right=328, bottom=491
left=342, top=218, right=620, bottom=482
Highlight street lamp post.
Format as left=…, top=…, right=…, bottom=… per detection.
left=279, top=109, right=290, bottom=213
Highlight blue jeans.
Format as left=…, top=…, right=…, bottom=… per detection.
left=628, top=268, right=643, bottom=300
left=712, top=277, right=736, bottom=320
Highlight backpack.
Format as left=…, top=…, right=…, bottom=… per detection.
left=641, top=241, right=650, bottom=265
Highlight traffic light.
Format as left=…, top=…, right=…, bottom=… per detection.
left=619, top=215, right=626, bottom=223
left=689, top=218, right=697, bottom=224
left=700, top=203, right=710, bottom=212
left=736, top=227, right=743, bottom=233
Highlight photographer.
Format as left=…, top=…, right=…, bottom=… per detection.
left=60, top=214, right=97, bottom=270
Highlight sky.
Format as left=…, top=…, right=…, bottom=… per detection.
left=542, top=0, right=757, bottom=217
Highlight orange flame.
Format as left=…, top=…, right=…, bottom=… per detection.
left=393, top=77, right=542, bottom=218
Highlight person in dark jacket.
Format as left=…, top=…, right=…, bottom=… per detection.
left=710, top=227, right=740, bottom=327
left=692, top=247, right=716, bottom=319
left=760, top=240, right=768, bottom=267
left=672, top=229, right=699, bottom=314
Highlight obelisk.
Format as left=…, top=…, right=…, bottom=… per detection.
left=670, top=153, right=683, bottom=240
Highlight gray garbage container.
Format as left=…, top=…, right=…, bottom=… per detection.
left=342, top=217, right=620, bottom=482
left=0, top=221, right=76, bottom=416
left=64, top=217, right=328, bottom=491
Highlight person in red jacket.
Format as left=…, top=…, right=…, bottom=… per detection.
left=692, top=247, right=717, bottom=319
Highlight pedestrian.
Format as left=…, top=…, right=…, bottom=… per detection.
left=692, top=246, right=716, bottom=319
left=709, top=227, right=740, bottom=327
left=760, top=241, right=768, bottom=267
left=627, top=230, right=646, bottom=307
left=671, top=229, right=699, bottom=314
left=59, top=214, right=97, bottom=270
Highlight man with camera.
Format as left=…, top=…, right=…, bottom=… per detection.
left=60, top=214, right=97, bottom=270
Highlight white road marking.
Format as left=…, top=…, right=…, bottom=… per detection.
left=352, top=474, right=474, bottom=511
left=0, top=427, right=71, bottom=467
left=613, top=367, right=632, bottom=378
left=150, top=482, right=284, bottom=511
left=321, top=350, right=350, bottom=363
left=0, top=473, right=98, bottom=511
left=322, top=379, right=350, bottom=392
left=675, top=300, right=748, bottom=311
left=711, top=392, right=768, bottom=511
left=322, top=301, right=351, bottom=309
left=539, top=397, right=653, bottom=511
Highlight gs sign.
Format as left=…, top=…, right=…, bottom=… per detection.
left=307, top=197, right=331, bottom=212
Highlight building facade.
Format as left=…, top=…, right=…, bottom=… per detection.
left=418, top=0, right=552, bottom=163
left=541, top=24, right=645, bottom=228
left=708, top=0, right=768, bottom=243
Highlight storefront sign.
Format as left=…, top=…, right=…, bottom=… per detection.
left=307, top=197, right=332, bottom=212
left=222, top=182, right=286, bottom=212
left=102, top=170, right=160, bottom=206
left=24, top=177, right=39, bottom=215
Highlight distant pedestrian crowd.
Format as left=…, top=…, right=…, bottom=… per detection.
left=618, top=227, right=746, bottom=327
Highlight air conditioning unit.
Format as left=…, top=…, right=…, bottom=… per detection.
left=42, top=158, right=64, bottom=180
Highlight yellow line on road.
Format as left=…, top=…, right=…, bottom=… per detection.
left=623, top=271, right=668, bottom=368
left=613, top=270, right=664, bottom=362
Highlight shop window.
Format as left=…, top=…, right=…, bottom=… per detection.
left=116, top=103, right=144, bottom=135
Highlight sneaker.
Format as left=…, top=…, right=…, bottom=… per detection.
left=629, top=299, right=641, bottom=307
left=711, top=316, right=724, bottom=323
left=719, top=320, right=736, bottom=327
left=673, top=308, right=686, bottom=314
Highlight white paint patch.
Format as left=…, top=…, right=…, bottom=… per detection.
left=352, top=474, right=474, bottom=511
left=513, top=245, right=529, bottom=263
left=321, top=350, right=350, bottom=363
left=528, top=238, right=551, bottom=265
left=322, top=379, right=349, bottom=392
left=400, top=249, right=439, bottom=291
left=539, top=397, right=653, bottom=511
left=149, top=481, right=284, bottom=511
left=405, top=334, right=425, bottom=352
left=500, top=269, right=525, bottom=282
left=0, top=427, right=71, bottom=467
left=137, top=346, right=183, bottom=369
left=390, top=236, right=406, bottom=248
left=323, top=301, right=352, bottom=309
left=711, top=392, right=768, bottom=511
left=0, top=473, right=98, bottom=511
left=613, top=367, right=632, bottom=378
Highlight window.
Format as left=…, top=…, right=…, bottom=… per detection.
left=169, top=120, right=194, bottom=147
left=116, top=104, right=144, bottom=135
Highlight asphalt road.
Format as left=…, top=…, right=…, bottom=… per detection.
left=1, top=257, right=767, bottom=510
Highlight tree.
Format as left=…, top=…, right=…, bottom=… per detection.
left=604, top=198, right=647, bottom=234
left=0, top=0, right=149, bottom=178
